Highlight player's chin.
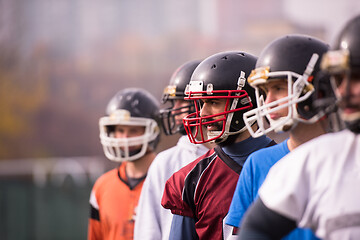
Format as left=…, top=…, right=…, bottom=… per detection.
left=341, top=110, right=360, bottom=122
left=130, top=146, right=142, bottom=151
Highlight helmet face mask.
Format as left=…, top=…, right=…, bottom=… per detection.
left=320, top=49, right=351, bottom=114
left=99, top=89, right=160, bottom=162
left=159, top=99, right=195, bottom=135
left=99, top=111, right=159, bottom=162
left=244, top=60, right=318, bottom=137
left=326, top=71, right=360, bottom=133
left=183, top=71, right=253, bottom=144
left=320, top=15, right=360, bottom=133
left=160, top=60, right=201, bottom=135
left=242, top=35, right=330, bottom=138
left=180, top=52, right=258, bottom=144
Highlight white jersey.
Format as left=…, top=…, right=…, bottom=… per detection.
left=259, top=129, right=360, bottom=240
left=133, top=136, right=209, bottom=240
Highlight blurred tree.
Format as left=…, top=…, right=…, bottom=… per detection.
left=0, top=43, right=48, bottom=159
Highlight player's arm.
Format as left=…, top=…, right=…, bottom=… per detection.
left=162, top=167, right=198, bottom=239
left=237, top=197, right=296, bottom=239
left=88, top=191, right=102, bottom=240
left=227, top=161, right=254, bottom=228
left=169, top=214, right=198, bottom=240
left=224, top=156, right=254, bottom=239
left=134, top=162, right=163, bottom=240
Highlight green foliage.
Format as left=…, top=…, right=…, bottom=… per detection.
left=0, top=46, right=48, bottom=158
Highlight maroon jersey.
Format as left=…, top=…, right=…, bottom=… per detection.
left=161, top=146, right=243, bottom=239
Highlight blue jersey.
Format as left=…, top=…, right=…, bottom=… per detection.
left=226, top=139, right=319, bottom=240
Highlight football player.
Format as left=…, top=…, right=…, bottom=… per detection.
left=134, top=60, right=211, bottom=240
left=238, top=14, right=360, bottom=240
left=226, top=34, right=331, bottom=240
left=88, top=88, right=160, bottom=240
left=161, top=51, right=276, bottom=240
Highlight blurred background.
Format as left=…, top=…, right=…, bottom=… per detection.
left=0, top=0, right=359, bottom=239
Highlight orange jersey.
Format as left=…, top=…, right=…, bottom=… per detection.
left=88, top=163, right=145, bottom=240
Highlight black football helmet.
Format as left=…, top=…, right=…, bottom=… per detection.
left=321, top=15, right=360, bottom=133
left=99, top=88, right=160, bottom=162
left=159, top=60, right=201, bottom=135
left=243, top=34, right=330, bottom=137
left=183, top=51, right=257, bottom=144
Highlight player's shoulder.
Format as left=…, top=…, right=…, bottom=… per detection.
left=168, top=148, right=215, bottom=181
left=293, top=130, right=351, bottom=155
left=313, top=130, right=352, bottom=144
left=146, top=146, right=181, bottom=178
left=277, top=132, right=351, bottom=171
left=184, top=147, right=216, bottom=170
left=246, top=140, right=287, bottom=163
left=153, top=145, right=178, bottom=161
left=152, top=136, right=196, bottom=162
left=92, top=168, right=118, bottom=189
left=150, top=143, right=192, bottom=169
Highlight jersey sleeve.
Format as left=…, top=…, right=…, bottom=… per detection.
left=133, top=169, right=161, bottom=239
left=238, top=197, right=297, bottom=239
left=88, top=190, right=102, bottom=240
left=134, top=155, right=168, bottom=240
left=226, top=156, right=255, bottom=228
left=161, top=171, right=194, bottom=218
left=169, top=215, right=198, bottom=240
left=258, top=147, right=311, bottom=223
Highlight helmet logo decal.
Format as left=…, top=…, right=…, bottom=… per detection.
left=248, top=67, right=270, bottom=86
left=163, top=85, right=177, bottom=96
left=110, top=109, right=131, bottom=121
left=185, top=81, right=204, bottom=96
left=321, top=49, right=350, bottom=74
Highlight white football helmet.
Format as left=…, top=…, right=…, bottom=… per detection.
left=99, top=88, right=160, bottom=162
left=243, top=35, right=330, bottom=138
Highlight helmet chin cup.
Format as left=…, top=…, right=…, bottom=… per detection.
left=207, top=130, right=228, bottom=143
left=269, top=117, right=295, bottom=133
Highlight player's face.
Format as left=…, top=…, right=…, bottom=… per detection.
left=199, top=98, right=227, bottom=131
left=260, top=78, right=289, bottom=120
left=334, top=73, right=360, bottom=121
left=114, top=125, right=145, bottom=151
